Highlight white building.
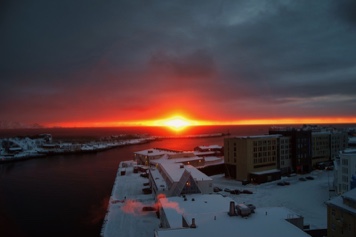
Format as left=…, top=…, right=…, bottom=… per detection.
left=134, top=148, right=182, bottom=165
left=333, top=149, right=356, bottom=194
left=155, top=194, right=310, bottom=237
left=149, top=162, right=213, bottom=197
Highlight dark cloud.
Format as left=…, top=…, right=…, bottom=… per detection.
left=1, top=0, right=356, bottom=124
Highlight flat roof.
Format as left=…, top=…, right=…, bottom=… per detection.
left=135, top=148, right=179, bottom=157
left=156, top=194, right=309, bottom=237
left=232, top=134, right=281, bottom=139
left=326, top=188, right=356, bottom=215
left=195, top=145, right=222, bottom=149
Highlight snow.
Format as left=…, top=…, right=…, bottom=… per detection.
left=102, top=163, right=333, bottom=237
left=212, top=170, right=332, bottom=229
left=250, top=168, right=280, bottom=175
left=326, top=188, right=356, bottom=215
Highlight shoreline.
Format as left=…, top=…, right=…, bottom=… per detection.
left=0, top=133, right=226, bottom=164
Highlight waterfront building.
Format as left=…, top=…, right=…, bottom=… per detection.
left=326, top=188, right=356, bottom=237
left=155, top=194, right=310, bottom=237
left=148, top=162, right=213, bottom=197
left=224, top=135, right=281, bottom=183
left=333, top=149, right=356, bottom=194
left=194, top=145, right=223, bottom=156
left=134, top=148, right=182, bottom=165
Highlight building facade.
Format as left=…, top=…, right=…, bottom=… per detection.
left=330, top=132, right=349, bottom=159
left=278, top=136, right=292, bottom=174
left=334, top=149, right=356, bottom=194
left=326, top=188, right=356, bottom=237
left=224, top=135, right=281, bottom=183
left=269, top=128, right=313, bottom=173
left=311, top=132, right=331, bottom=167
left=149, top=163, right=213, bottom=197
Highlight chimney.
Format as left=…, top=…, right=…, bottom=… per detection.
left=190, top=218, right=197, bottom=228
left=228, top=201, right=236, bottom=216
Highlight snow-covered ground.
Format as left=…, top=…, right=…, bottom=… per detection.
left=102, top=164, right=334, bottom=236
left=212, top=170, right=334, bottom=229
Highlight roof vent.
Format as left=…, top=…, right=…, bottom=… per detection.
left=190, top=218, right=197, bottom=228
left=228, top=201, right=236, bottom=216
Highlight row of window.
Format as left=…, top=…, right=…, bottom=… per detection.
left=253, top=156, right=276, bottom=164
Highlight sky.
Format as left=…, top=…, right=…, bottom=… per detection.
left=1, top=0, right=356, bottom=127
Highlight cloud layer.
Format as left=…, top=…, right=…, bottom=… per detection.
left=1, top=0, right=356, bottom=125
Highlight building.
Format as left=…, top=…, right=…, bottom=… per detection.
left=155, top=194, right=311, bottom=237
left=333, top=149, right=356, bottom=194
left=148, top=162, right=213, bottom=197
left=224, top=135, right=281, bottom=183
left=194, top=145, right=223, bottom=156
left=269, top=127, right=313, bottom=173
left=330, top=132, right=349, bottom=159
left=311, top=132, right=331, bottom=167
left=326, top=188, right=356, bottom=237
left=270, top=126, right=349, bottom=173
left=278, top=136, right=292, bottom=174
left=134, top=148, right=182, bottom=165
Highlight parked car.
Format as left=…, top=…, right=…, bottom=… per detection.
left=306, top=176, right=314, bottom=180
left=213, top=187, right=222, bottom=192
left=140, top=173, right=149, bottom=178
left=277, top=181, right=290, bottom=186
left=230, top=189, right=241, bottom=195
left=241, top=189, right=253, bottom=194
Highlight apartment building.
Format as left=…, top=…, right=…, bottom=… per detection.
left=269, top=127, right=313, bottom=173
left=331, top=132, right=349, bottom=159
left=326, top=188, right=356, bottom=237
left=278, top=136, right=292, bottom=174
left=311, top=132, right=331, bottom=167
left=334, top=149, right=356, bottom=194
left=224, top=135, right=281, bottom=183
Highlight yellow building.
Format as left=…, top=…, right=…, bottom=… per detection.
left=224, top=135, right=281, bottom=183
left=326, top=188, right=356, bottom=237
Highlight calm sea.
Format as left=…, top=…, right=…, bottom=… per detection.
left=0, top=124, right=349, bottom=236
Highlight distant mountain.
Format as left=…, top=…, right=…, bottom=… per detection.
left=0, top=121, right=44, bottom=129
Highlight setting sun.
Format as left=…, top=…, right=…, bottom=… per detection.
left=164, top=118, right=190, bottom=130
left=152, top=116, right=195, bottom=131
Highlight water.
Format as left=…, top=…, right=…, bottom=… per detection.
left=1, top=124, right=338, bottom=236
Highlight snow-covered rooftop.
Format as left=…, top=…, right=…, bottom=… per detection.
left=159, top=163, right=212, bottom=183
left=156, top=194, right=310, bottom=237
left=326, top=188, right=356, bottom=215
left=195, top=145, right=222, bottom=150
left=234, top=134, right=281, bottom=139
left=135, top=148, right=180, bottom=157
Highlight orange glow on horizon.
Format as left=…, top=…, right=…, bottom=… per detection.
left=153, top=116, right=195, bottom=131
left=44, top=117, right=356, bottom=128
